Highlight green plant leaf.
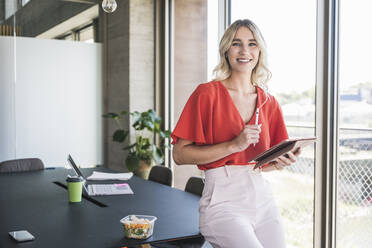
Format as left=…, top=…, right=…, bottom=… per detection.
left=130, top=109, right=164, bottom=132
left=126, top=153, right=140, bottom=171
left=144, top=120, right=154, bottom=130
left=152, top=145, right=164, bottom=164
left=154, top=122, right=161, bottom=132
left=132, top=120, right=140, bottom=129
left=142, top=111, right=150, bottom=117
left=159, top=130, right=171, bottom=139
left=131, top=111, right=141, bottom=122
left=119, top=110, right=127, bottom=116
left=163, top=130, right=171, bottom=137
left=151, top=109, right=161, bottom=122
left=102, top=112, right=118, bottom=118
left=159, top=131, right=165, bottom=139
left=142, top=141, right=151, bottom=150
left=113, top=130, right=128, bottom=143
left=148, top=109, right=158, bottom=121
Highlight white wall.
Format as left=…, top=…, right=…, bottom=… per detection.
left=0, top=37, right=16, bottom=161
left=0, top=37, right=103, bottom=167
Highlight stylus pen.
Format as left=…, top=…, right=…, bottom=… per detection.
left=254, top=108, right=259, bottom=147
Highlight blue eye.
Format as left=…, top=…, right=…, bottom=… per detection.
left=249, top=43, right=257, bottom=47
left=232, top=43, right=241, bottom=46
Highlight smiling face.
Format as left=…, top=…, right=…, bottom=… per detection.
left=226, top=27, right=260, bottom=75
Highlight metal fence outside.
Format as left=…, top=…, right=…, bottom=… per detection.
left=273, top=126, right=372, bottom=248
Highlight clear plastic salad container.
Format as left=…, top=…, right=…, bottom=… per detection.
left=120, top=215, right=157, bottom=239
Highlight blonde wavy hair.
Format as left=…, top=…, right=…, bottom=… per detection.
left=213, top=19, right=271, bottom=92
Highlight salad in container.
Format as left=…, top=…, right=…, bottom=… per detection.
left=120, top=215, right=157, bottom=239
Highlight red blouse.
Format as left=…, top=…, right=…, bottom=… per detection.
left=171, top=81, right=288, bottom=170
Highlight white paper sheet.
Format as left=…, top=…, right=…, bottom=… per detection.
left=87, top=171, right=133, bottom=181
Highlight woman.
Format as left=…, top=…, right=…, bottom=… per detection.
left=171, top=19, right=301, bottom=248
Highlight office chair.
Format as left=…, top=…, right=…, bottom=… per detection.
left=0, top=158, right=45, bottom=173
left=185, top=177, right=204, bottom=197
left=148, top=165, right=173, bottom=186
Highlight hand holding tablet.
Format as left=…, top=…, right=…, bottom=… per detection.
left=251, top=137, right=316, bottom=170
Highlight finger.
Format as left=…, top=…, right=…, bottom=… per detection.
left=243, top=133, right=259, bottom=141
left=245, top=130, right=261, bottom=137
left=245, top=133, right=260, bottom=139
left=277, top=156, right=292, bottom=166
left=243, top=133, right=260, bottom=140
left=245, top=125, right=261, bottom=132
left=248, top=137, right=259, bottom=144
left=275, top=164, right=285, bottom=170
left=294, top=147, right=302, bottom=156
left=285, top=152, right=297, bottom=163
left=244, top=128, right=260, bottom=134
left=244, top=128, right=260, bottom=133
left=270, top=161, right=284, bottom=170
left=249, top=135, right=260, bottom=142
left=272, top=158, right=280, bottom=164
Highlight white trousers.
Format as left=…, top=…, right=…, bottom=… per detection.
left=199, top=165, right=286, bottom=248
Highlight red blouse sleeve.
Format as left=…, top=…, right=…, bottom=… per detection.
left=269, top=97, right=289, bottom=146
left=171, top=84, right=212, bottom=145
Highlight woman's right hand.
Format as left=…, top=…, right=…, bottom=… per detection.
left=231, top=124, right=261, bottom=152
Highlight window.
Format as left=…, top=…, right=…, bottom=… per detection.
left=337, top=1, right=372, bottom=247
left=78, top=25, right=94, bottom=43
left=56, top=23, right=95, bottom=43
left=231, top=1, right=316, bottom=247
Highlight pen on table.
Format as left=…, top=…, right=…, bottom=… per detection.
left=254, top=108, right=259, bottom=147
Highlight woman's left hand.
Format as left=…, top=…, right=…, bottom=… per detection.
left=261, top=147, right=302, bottom=172
left=271, top=147, right=301, bottom=170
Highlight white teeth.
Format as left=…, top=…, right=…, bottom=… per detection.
left=237, top=58, right=252, bottom=62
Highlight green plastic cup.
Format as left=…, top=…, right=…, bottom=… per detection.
left=66, top=176, right=84, bottom=203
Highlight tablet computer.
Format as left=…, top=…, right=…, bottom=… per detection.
left=251, top=137, right=316, bottom=169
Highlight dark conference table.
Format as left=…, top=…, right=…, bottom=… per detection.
left=0, top=167, right=202, bottom=248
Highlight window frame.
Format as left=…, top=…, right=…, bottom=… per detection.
left=314, top=0, right=339, bottom=247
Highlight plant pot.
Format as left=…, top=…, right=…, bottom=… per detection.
left=134, top=160, right=151, bottom=179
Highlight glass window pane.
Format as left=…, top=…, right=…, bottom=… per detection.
left=338, top=1, right=372, bottom=247
left=63, top=33, right=73, bottom=41
left=79, top=25, right=94, bottom=43
left=231, top=1, right=316, bottom=247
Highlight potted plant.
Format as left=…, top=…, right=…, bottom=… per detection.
left=103, top=109, right=171, bottom=179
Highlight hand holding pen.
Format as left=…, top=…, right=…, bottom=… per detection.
left=231, top=123, right=261, bottom=153
left=252, top=93, right=269, bottom=147
left=231, top=94, right=268, bottom=152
